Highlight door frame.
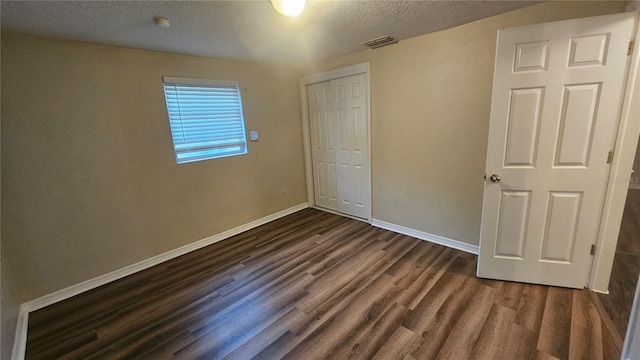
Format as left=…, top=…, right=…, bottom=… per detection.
left=299, top=62, right=372, bottom=222
left=590, top=14, right=640, bottom=292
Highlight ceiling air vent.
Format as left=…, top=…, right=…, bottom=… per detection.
left=361, top=36, right=398, bottom=49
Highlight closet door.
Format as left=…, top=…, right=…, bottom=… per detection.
left=333, top=74, right=370, bottom=219
left=308, top=74, right=370, bottom=219
left=308, top=81, right=338, bottom=211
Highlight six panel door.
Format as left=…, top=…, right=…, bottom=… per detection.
left=478, top=12, right=637, bottom=288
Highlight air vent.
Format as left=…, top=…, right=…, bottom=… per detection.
left=361, top=36, right=398, bottom=49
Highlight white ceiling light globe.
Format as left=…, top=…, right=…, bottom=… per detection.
left=271, top=0, right=306, bottom=17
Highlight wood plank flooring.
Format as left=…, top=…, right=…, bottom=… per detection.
left=26, top=208, right=620, bottom=359
left=596, top=188, right=640, bottom=341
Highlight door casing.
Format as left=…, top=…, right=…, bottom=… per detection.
left=591, top=12, right=640, bottom=292
left=300, top=63, right=372, bottom=222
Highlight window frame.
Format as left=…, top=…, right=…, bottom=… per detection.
left=162, top=76, right=249, bottom=164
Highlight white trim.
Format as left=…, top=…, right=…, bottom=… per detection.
left=589, top=13, right=640, bottom=292
left=299, top=62, right=373, bottom=223
left=301, top=63, right=370, bottom=86
left=162, top=76, right=239, bottom=87
left=629, top=183, right=640, bottom=190
left=10, top=202, right=308, bottom=360
left=371, top=219, right=480, bottom=255
left=11, top=308, right=28, bottom=360
left=312, top=206, right=369, bottom=223
left=299, top=79, right=315, bottom=207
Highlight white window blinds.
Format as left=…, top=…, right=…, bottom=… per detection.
left=162, top=77, right=248, bottom=164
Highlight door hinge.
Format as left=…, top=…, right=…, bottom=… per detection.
left=629, top=41, right=635, bottom=56
left=590, top=244, right=596, bottom=256
left=607, top=151, right=614, bottom=164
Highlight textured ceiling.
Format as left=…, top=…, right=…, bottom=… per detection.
left=1, top=0, right=540, bottom=64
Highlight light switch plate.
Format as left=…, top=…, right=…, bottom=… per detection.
left=249, top=130, right=259, bottom=142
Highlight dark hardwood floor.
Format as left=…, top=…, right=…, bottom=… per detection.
left=596, top=188, right=640, bottom=343
left=26, top=208, right=620, bottom=359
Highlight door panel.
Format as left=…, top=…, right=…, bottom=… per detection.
left=307, top=74, right=370, bottom=219
left=540, top=191, right=582, bottom=263
left=514, top=41, right=549, bottom=72
left=505, top=88, right=544, bottom=167
left=333, top=74, right=370, bottom=219
left=554, top=83, right=600, bottom=167
left=478, top=12, right=637, bottom=288
left=495, top=190, right=531, bottom=259
left=308, top=81, right=338, bottom=210
left=569, top=34, right=609, bottom=66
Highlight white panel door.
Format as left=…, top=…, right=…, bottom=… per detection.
left=478, top=12, right=638, bottom=288
left=307, top=74, right=370, bottom=219
left=308, top=81, right=338, bottom=211
left=332, top=74, right=370, bottom=219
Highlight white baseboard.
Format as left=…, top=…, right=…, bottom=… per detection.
left=371, top=219, right=480, bottom=255
left=11, top=202, right=308, bottom=360
left=629, top=183, right=640, bottom=190
left=311, top=206, right=369, bottom=223
left=11, top=308, right=29, bottom=360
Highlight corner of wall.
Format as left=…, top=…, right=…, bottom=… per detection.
left=2, top=256, right=22, bottom=360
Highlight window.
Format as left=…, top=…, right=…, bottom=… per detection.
left=162, top=77, right=248, bottom=164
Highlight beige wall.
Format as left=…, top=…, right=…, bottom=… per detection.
left=0, top=36, right=17, bottom=359
left=304, top=1, right=628, bottom=246
left=1, top=34, right=307, bottom=301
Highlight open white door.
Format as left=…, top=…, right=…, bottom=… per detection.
left=478, top=12, right=638, bottom=288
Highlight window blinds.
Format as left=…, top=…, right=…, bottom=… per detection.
left=162, top=77, right=248, bottom=164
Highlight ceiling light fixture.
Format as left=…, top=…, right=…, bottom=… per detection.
left=270, top=0, right=306, bottom=17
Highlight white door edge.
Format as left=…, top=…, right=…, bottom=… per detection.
left=300, top=62, right=372, bottom=222
left=589, top=12, right=640, bottom=292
